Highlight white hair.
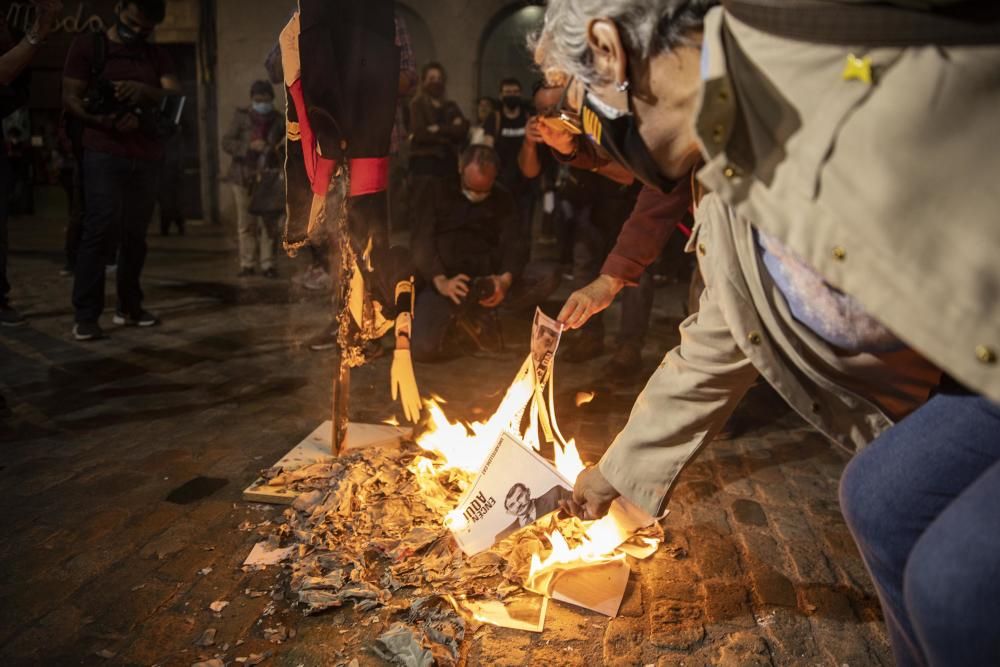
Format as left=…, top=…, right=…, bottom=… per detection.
left=533, top=0, right=717, bottom=86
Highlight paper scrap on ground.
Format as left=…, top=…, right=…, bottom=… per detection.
left=243, top=541, right=295, bottom=567
left=551, top=558, right=631, bottom=617
left=451, top=592, right=549, bottom=633
left=449, top=430, right=572, bottom=556
left=209, top=600, right=228, bottom=613
left=374, top=623, right=434, bottom=667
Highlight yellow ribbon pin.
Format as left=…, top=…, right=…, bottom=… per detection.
left=842, top=53, right=873, bottom=85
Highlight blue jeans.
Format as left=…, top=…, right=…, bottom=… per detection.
left=839, top=388, right=1000, bottom=667
left=72, top=150, right=159, bottom=323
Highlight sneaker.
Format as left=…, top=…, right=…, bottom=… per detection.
left=73, top=321, right=105, bottom=341
left=262, top=267, right=278, bottom=279
left=307, top=323, right=338, bottom=351
left=300, top=266, right=331, bottom=291
left=113, top=309, right=159, bottom=327
left=0, top=305, right=27, bottom=327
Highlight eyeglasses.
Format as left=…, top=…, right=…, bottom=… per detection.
left=537, top=77, right=584, bottom=136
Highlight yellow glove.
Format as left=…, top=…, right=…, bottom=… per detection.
left=391, top=348, right=421, bottom=423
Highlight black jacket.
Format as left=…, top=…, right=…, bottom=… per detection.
left=411, top=179, right=528, bottom=282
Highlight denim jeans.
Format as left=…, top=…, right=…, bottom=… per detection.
left=839, top=388, right=1000, bottom=667
left=72, top=150, right=159, bottom=323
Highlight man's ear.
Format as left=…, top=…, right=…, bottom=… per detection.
left=586, top=19, right=627, bottom=86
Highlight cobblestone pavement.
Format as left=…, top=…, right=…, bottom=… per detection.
left=1, top=213, right=890, bottom=666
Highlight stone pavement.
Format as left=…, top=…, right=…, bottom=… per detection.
left=0, top=212, right=890, bottom=666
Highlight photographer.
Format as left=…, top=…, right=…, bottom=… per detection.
left=0, top=0, right=62, bottom=328
left=62, top=0, right=180, bottom=341
left=410, top=144, right=558, bottom=361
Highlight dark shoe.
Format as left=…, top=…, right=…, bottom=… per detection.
left=73, top=321, right=105, bottom=341
left=59, top=265, right=74, bottom=277
left=237, top=267, right=255, bottom=277
left=0, top=306, right=27, bottom=328
left=561, top=332, right=605, bottom=363
left=177, top=220, right=185, bottom=236
left=602, top=342, right=643, bottom=381
left=262, top=267, right=278, bottom=279
left=113, top=309, right=159, bottom=327
left=308, top=323, right=338, bottom=351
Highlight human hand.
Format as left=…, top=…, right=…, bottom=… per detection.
left=249, top=139, right=268, bottom=152
left=427, top=124, right=440, bottom=134
left=557, top=274, right=624, bottom=329
left=113, top=81, right=147, bottom=105
left=560, top=465, right=620, bottom=520
left=525, top=117, right=543, bottom=145
left=31, top=0, right=63, bottom=39
left=537, top=120, right=576, bottom=156
left=114, top=113, right=140, bottom=133
left=434, top=274, right=469, bottom=305
left=479, top=273, right=512, bottom=308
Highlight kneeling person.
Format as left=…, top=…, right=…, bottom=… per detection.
left=410, top=145, right=556, bottom=361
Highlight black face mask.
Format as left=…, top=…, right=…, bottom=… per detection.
left=501, top=95, right=521, bottom=110
left=425, top=81, right=445, bottom=99
left=581, top=90, right=678, bottom=194
left=117, top=18, right=149, bottom=45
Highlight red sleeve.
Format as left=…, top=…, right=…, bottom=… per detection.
left=154, top=45, right=177, bottom=79
left=63, top=35, right=93, bottom=82
left=600, top=183, right=694, bottom=285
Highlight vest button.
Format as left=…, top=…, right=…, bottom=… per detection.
left=748, top=331, right=762, bottom=345
left=832, top=246, right=847, bottom=261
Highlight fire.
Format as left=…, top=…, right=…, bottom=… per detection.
left=407, top=353, right=660, bottom=608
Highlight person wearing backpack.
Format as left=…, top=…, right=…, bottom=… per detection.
left=61, top=0, right=181, bottom=341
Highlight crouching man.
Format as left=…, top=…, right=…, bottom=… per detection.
left=410, top=145, right=558, bottom=361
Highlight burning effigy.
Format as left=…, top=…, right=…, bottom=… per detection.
left=249, top=310, right=663, bottom=663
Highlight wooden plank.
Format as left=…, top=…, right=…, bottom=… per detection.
left=242, top=421, right=412, bottom=504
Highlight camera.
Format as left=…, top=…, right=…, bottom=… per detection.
left=471, top=276, right=496, bottom=303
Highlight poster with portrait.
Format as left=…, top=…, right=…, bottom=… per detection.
left=450, top=430, right=573, bottom=556
left=531, top=308, right=564, bottom=387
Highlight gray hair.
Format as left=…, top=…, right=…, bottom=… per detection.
left=533, top=0, right=717, bottom=86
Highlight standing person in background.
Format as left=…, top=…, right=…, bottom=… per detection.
left=222, top=80, right=284, bottom=278
left=387, top=12, right=417, bottom=234
left=408, top=62, right=468, bottom=222
left=482, top=78, right=533, bottom=235
left=0, top=0, right=63, bottom=328
left=468, top=96, right=496, bottom=146
left=62, top=0, right=181, bottom=341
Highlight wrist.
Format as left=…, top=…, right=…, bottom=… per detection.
left=598, top=273, right=625, bottom=292
left=24, top=31, right=43, bottom=47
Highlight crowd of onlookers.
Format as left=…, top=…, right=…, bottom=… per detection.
left=2, top=1, right=682, bottom=384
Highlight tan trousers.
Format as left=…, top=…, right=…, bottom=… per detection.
left=231, top=185, right=278, bottom=270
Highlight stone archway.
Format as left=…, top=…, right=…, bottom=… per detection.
left=476, top=2, right=545, bottom=101
left=395, top=2, right=436, bottom=71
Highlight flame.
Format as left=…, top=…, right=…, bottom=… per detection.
left=401, top=353, right=660, bottom=609
left=574, top=391, right=595, bottom=407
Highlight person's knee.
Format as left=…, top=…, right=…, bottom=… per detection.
left=838, top=446, right=892, bottom=547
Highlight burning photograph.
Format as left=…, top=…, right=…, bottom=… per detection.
left=530, top=307, right=563, bottom=385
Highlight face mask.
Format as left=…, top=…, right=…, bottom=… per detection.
left=252, top=101, right=274, bottom=115
left=502, top=95, right=521, bottom=110
left=581, top=90, right=678, bottom=194
left=116, top=18, right=149, bottom=45
left=425, top=81, right=444, bottom=98
left=462, top=188, right=490, bottom=204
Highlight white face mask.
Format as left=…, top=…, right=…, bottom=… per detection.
left=462, top=188, right=490, bottom=203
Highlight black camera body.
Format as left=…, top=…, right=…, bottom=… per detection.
left=470, top=276, right=496, bottom=303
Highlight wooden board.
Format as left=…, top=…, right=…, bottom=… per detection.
left=242, top=421, right=412, bottom=504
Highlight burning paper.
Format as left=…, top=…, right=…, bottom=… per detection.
left=448, top=431, right=572, bottom=556
left=530, top=307, right=563, bottom=386
left=450, top=592, right=549, bottom=633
